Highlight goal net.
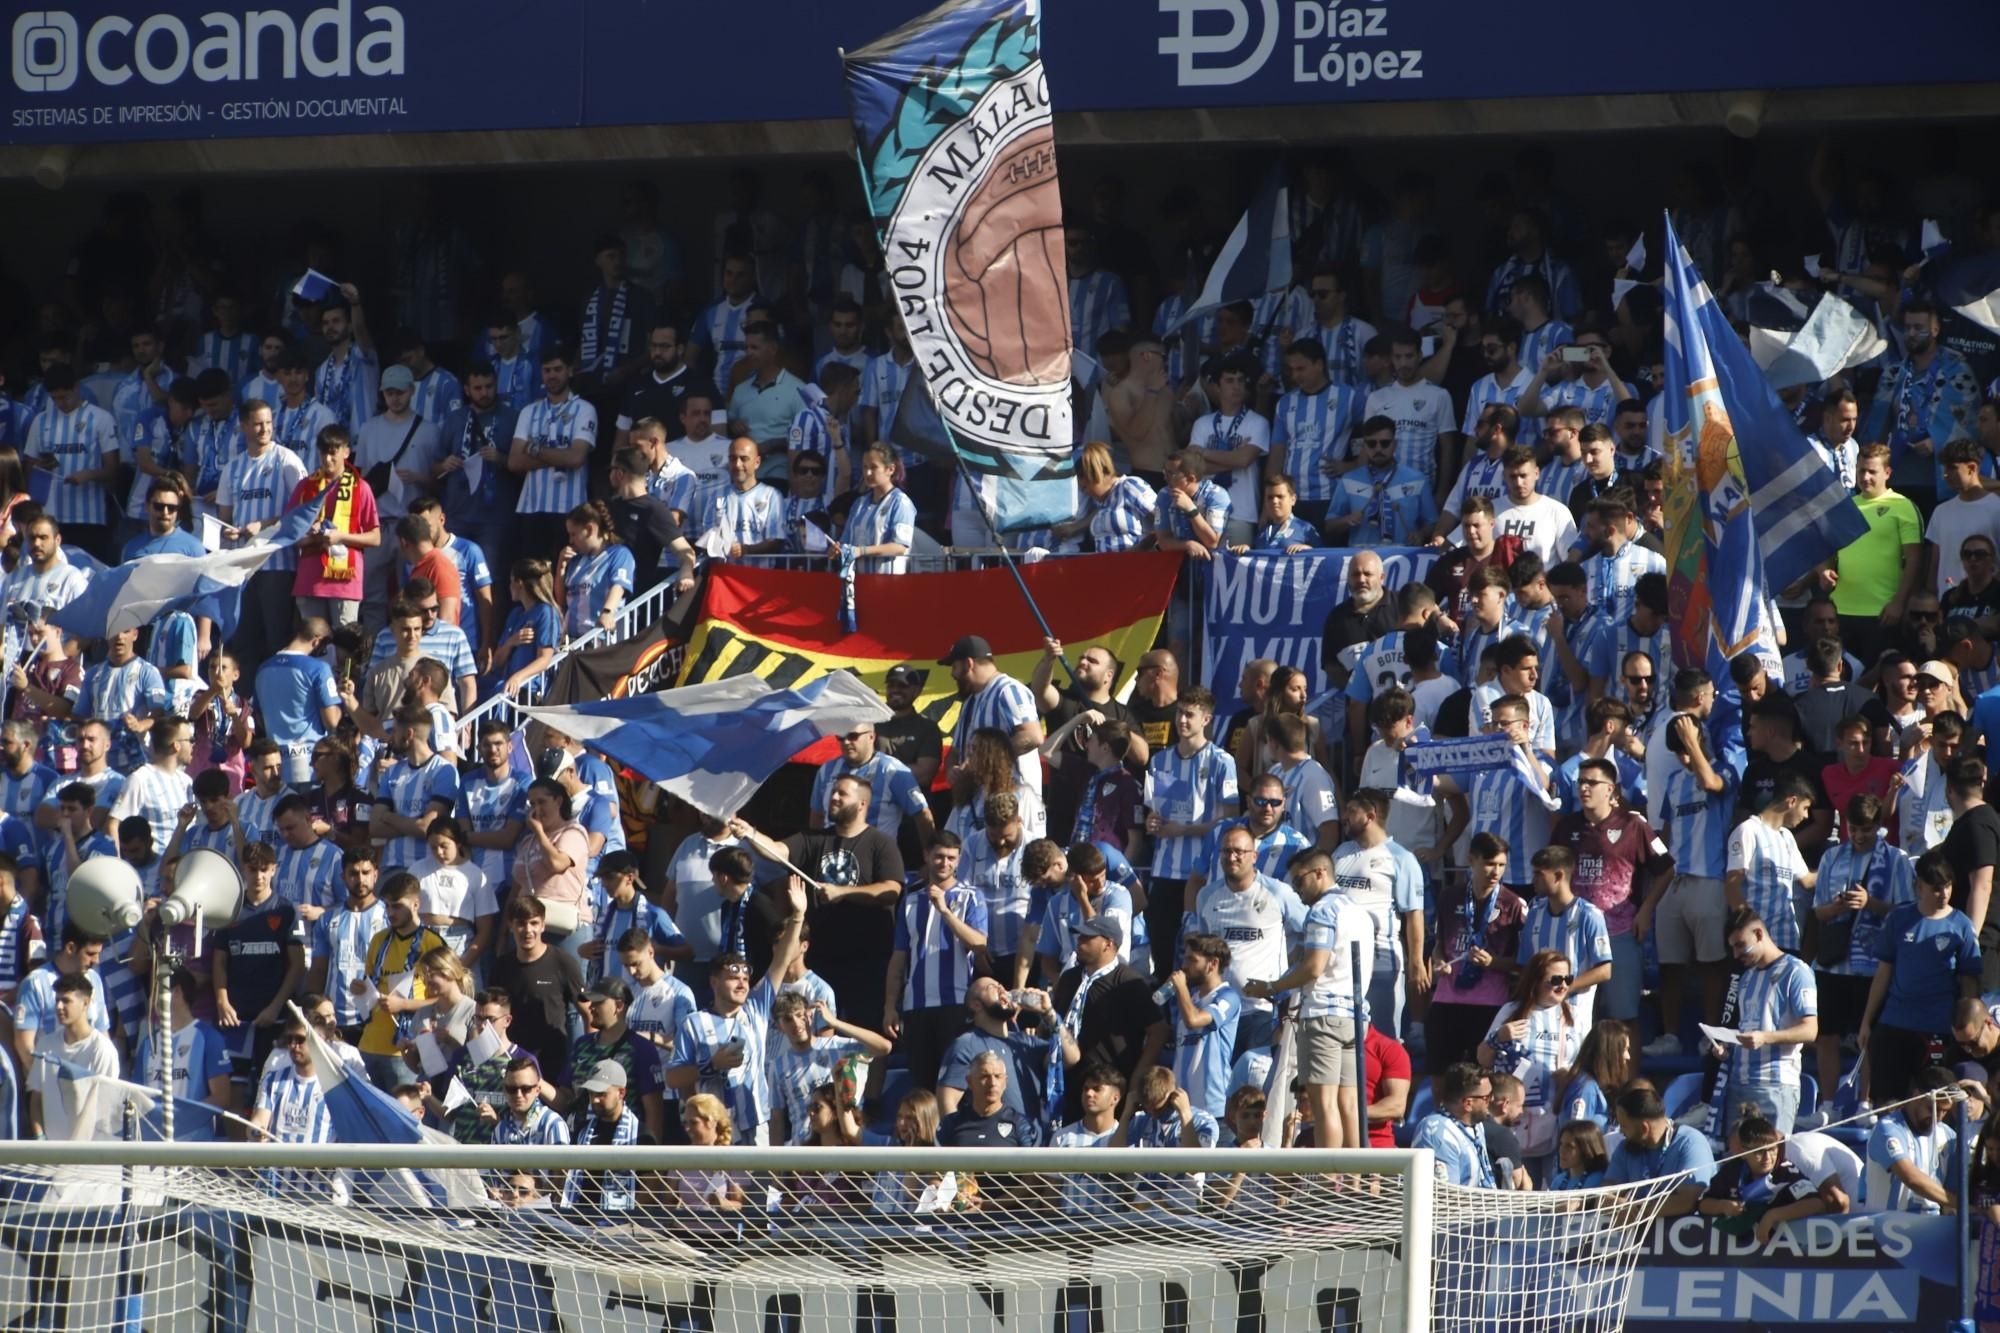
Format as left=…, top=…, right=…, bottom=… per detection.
left=0, top=1141, right=1680, bottom=1333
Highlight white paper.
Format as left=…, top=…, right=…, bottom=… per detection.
left=464, top=1021, right=503, bottom=1068
left=1611, top=278, right=1640, bottom=310
left=441, top=1077, right=473, bottom=1112
left=1625, top=234, right=1646, bottom=272
left=387, top=970, right=414, bottom=999
left=1922, top=218, right=1946, bottom=253
left=914, top=1171, right=959, bottom=1214
left=413, top=1031, right=450, bottom=1078
left=698, top=526, right=731, bottom=560
left=1697, top=1022, right=1741, bottom=1047
left=798, top=520, right=830, bottom=554
left=462, top=452, right=484, bottom=497
left=710, top=408, right=730, bottom=431
left=1803, top=254, right=1823, bottom=279
left=198, top=511, right=226, bottom=553
left=354, top=978, right=380, bottom=1019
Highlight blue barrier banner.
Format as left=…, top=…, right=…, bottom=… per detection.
left=1623, top=1212, right=1962, bottom=1331
left=8, top=1, right=2000, bottom=146
left=1199, top=546, right=1436, bottom=722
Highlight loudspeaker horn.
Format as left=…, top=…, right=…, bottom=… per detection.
left=158, top=848, right=246, bottom=930
left=64, top=857, right=144, bottom=936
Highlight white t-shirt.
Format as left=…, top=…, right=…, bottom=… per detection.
left=30, top=1028, right=121, bottom=1141
left=670, top=434, right=732, bottom=502
left=410, top=856, right=497, bottom=924
left=1494, top=492, right=1579, bottom=566
left=1925, top=492, right=2000, bottom=595
left=1187, top=409, right=1271, bottom=526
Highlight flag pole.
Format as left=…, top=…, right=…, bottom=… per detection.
left=843, top=140, right=1077, bottom=685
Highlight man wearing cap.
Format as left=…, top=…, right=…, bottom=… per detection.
left=1046, top=914, right=1168, bottom=1121
left=944, top=635, right=1046, bottom=801
left=809, top=721, right=933, bottom=843
left=666, top=875, right=809, bottom=1144
left=588, top=850, right=690, bottom=984
left=876, top=665, right=944, bottom=793
left=536, top=744, right=623, bottom=892
left=556, top=976, right=668, bottom=1143
left=561, top=1060, right=646, bottom=1210
left=353, top=359, right=440, bottom=639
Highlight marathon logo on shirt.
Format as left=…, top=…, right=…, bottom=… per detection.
left=1158, top=1, right=1422, bottom=91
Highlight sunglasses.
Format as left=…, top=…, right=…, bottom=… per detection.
left=151, top=503, right=180, bottom=514
left=1362, top=437, right=1396, bottom=448
left=283, top=1035, right=309, bottom=1046
left=794, top=465, right=826, bottom=476
left=505, top=1084, right=540, bottom=1095
left=417, top=605, right=440, bottom=617
left=1623, top=674, right=1652, bottom=684
left=1251, top=797, right=1286, bottom=809
left=1546, top=975, right=1572, bottom=987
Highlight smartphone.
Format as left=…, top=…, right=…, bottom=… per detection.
left=1420, top=336, right=1438, bottom=358
left=1561, top=345, right=1592, bottom=364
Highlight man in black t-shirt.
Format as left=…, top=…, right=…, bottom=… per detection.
left=490, top=896, right=587, bottom=1077
left=875, top=665, right=943, bottom=789
left=613, top=321, right=696, bottom=448
left=936, top=1051, right=1033, bottom=1146
left=734, top=778, right=905, bottom=1031
left=1124, top=650, right=1182, bottom=752
left=1031, top=637, right=1145, bottom=845
left=605, top=447, right=696, bottom=594
left=1737, top=699, right=1833, bottom=863
left=213, top=840, right=305, bottom=1082
left=1939, top=755, right=2000, bottom=979
left=1318, top=551, right=1398, bottom=684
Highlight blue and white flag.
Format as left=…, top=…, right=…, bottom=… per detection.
left=1934, top=250, right=2000, bottom=336
left=1659, top=215, right=1866, bottom=674
left=1749, top=290, right=1887, bottom=391
left=291, top=269, right=338, bottom=304
left=523, top=673, right=893, bottom=818
left=1166, top=161, right=1292, bottom=333
left=51, top=546, right=275, bottom=638
left=1404, top=733, right=1518, bottom=782
left=843, top=0, right=1077, bottom=530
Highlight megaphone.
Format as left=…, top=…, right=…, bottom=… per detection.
left=158, top=848, right=244, bottom=930
left=64, top=857, right=144, bottom=936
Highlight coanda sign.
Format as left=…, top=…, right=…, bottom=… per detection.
left=11, top=0, right=403, bottom=93
left=1158, top=0, right=1423, bottom=90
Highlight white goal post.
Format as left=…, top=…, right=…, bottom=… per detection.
left=0, top=1140, right=1677, bottom=1333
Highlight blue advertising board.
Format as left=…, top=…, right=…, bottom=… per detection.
left=7, top=0, right=2000, bottom=147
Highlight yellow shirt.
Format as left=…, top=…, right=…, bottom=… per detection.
left=357, top=925, right=446, bottom=1057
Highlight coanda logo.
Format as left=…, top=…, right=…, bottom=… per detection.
left=1158, top=0, right=1280, bottom=86
left=12, top=1, right=404, bottom=94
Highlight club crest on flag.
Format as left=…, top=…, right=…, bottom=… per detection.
left=844, top=0, right=1077, bottom=529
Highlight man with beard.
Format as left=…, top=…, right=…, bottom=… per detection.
left=1318, top=551, right=1398, bottom=687
left=732, top=777, right=903, bottom=1047
left=1437, top=403, right=1521, bottom=537
left=1033, top=637, right=1146, bottom=845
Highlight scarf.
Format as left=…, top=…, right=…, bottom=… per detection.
left=837, top=545, right=859, bottom=633
left=580, top=284, right=630, bottom=375
left=309, top=468, right=359, bottom=582
left=317, top=348, right=357, bottom=428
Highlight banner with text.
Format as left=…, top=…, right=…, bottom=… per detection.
left=1200, top=547, right=1437, bottom=722
left=1623, top=1212, right=1961, bottom=1332
left=8, top=1, right=1997, bottom=146
left=679, top=551, right=1180, bottom=749
left=1404, top=733, right=1514, bottom=781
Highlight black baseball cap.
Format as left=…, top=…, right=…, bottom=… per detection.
left=937, top=635, right=993, bottom=665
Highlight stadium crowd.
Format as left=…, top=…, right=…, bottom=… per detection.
left=0, top=150, right=1999, bottom=1234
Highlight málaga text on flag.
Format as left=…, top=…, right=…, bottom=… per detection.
left=521, top=674, right=892, bottom=820
left=1164, top=160, right=1292, bottom=333
left=1403, top=733, right=1520, bottom=782
left=842, top=0, right=1076, bottom=530
left=675, top=551, right=1181, bottom=748
left=1658, top=214, right=1867, bottom=674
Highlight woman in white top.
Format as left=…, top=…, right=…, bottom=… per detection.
left=407, top=946, right=476, bottom=1061
left=409, top=816, right=498, bottom=979
left=1477, top=948, right=1584, bottom=1158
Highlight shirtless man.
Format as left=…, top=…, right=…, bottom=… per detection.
left=1103, top=337, right=1183, bottom=480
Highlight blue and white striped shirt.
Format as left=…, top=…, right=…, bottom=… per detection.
left=1518, top=318, right=1575, bottom=373
left=275, top=838, right=346, bottom=955
left=960, top=832, right=1032, bottom=959
left=1866, top=1113, right=1954, bottom=1214
left=1584, top=618, right=1670, bottom=705
left=109, top=762, right=192, bottom=859
left=312, top=899, right=389, bottom=1027
left=490, top=355, right=538, bottom=412
left=491, top=1101, right=571, bottom=1148
left=1548, top=376, right=1617, bottom=429
left=1538, top=454, right=1589, bottom=507
left=859, top=352, right=915, bottom=460
left=1192, top=817, right=1310, bottom=893
left=894, top=882, right=990, bottom=1010
left=1813, top=840, right=1915, bottom=975
left=313, top=346, right=379, bottom=433
left=647, top=456, right=701, bottom=522
left=1518, top=895, right=1612, bottom=1024
left=1087, top=475, right=1156, bottom=552
left=592, top=895, right=683, bottom=984
left=27, top=401, right=117, bottom=529
left=562, top=545, right=636, bottom=639
left=218, top=445, right=307, bottom=572
left=408, top=368, right=463, bottom=427
left=1731, top=954, right=1816, bottom=1088
left=512, top=394, right=597, bottom=516
left=1068, top=271, right=1132, bottom=360
left=196, top=332, right=257, bottom=386
left=705, top=483, right=787, bottom=548
left=112, top=367, right=174, bottom=436
left=80, top=658, right=167, bottom=774
left=270, top=397, right=338, bottom=470
left=1038, top=884, right=1135, bottom=972
left=767, top=1034, right=863, bottom=1144
left=953, top=673, right=1044, bottom=798
left=1146, top=743, right=1241, bottom=881
left=810, top=752, right=926, bottom=835
left=1170, top=982, right=1242, bottom=1120
left=843, top=486, right=918, bottom=575
left=188, top=412, right=243, bottom=497
left=255, top=1061, right=334, bottom=1143
left=671, top=980, right=779, bottom=1138
left=376, top=755, right=460, bottom=871
left=1154, top=478, right=1231, bottom=546
left=1152, top=296, right=1218, bottom=386
left=1411, top=1114, right=1494, bottom=1187
left=1583, top=543, right=1666, bottom=624
left=1726, top=817, right=1810, bottom=950
left=368, top=621, right=477, bottom=686
left=1661, top=764, right=1736, bottom=880
left=1466, top=749, right=1562, bottom=886
left=1326, top=464, right=1436, bottom=546
left=1299, top=891, right=1374, bottom=1023
left=1312, top=316, right=1376, bottom=389
left=1461, top=368, right=1537, bottom=441
left=456, top=770, right=528, bottom=886
left=240, top=371, right=284, bottom=411
left=694, top=294, right=758, bottom=390
left=1273, top=384, right=1362, bottom=503
left=15, top=964, right=109, bottom=1038
left=122, top=407, right=188, bottom=520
